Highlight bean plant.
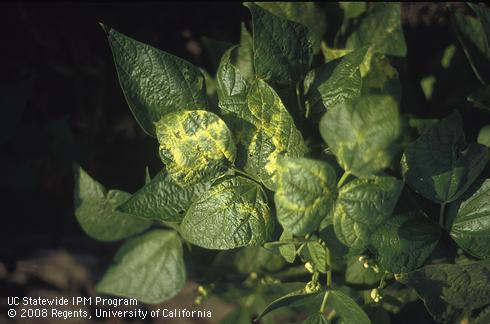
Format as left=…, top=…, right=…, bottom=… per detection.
left=73, top=2, right=490, bottom=323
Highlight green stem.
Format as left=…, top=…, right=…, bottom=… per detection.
left=439, top=203, right=447, bottom=228
left=326, top=247, right=332, bottom=288
left=337, top=172, right=350, bottom=188
left=319, top=290, right=330, bottom=314
left=296, top=242, right=307, bottom=256
left=378, top=272, right=388, bottom=289
left=319, top=246, right=333, bottom=314
left=326, top=309, right=336, bottom=321
left=296, top=82, right=308, bottom=119
left=230, top=166, right=261, bottom=184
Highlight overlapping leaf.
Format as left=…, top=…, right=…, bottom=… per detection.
left=155, top=110, right=236, bottom=185
left=256, top=2, right=326, bottom=53
left=333, top=176, right=403, bottom=250
left=275, top=157, right=337, bottom=236
left=449, top=179, right=490, bottom=259
left=305, top=46, right=368, bottom=118
left=244, top=80, right=308, bottom=190
left=401, top=111, right=490, bottom=203
left=73, top=164, right=151, bottom=242
left=370, top=210, right=440, bottom=274
left=101, top=25, right=208, bottom=136
left=244, top=2, right=313, bottom=85
left=346, top=3, right=406, bottom=57
left=117, top=169, right=210, bottom=222
left=320, top=95, right=400, bottom=177
left=398, top=260, right=490, bottom=322
left=180, top=176, right=273, bottom=250
left=327, top=290, right=371, bottom=324
left=96, top=230, right=185, bottom=304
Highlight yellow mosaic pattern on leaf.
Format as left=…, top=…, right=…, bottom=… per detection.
left=155, top=110, right=236, bottom=185
left=243, top=80, right=308, bottom=190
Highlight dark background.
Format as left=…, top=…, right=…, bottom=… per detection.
left=0, top=2, right=486, bottom=323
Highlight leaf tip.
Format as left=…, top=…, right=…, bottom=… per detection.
left=98, top=22, right=111, bottom=34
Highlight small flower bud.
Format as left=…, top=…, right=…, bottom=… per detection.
left=370, top=288, right=383, bottom=303
left=305, top=262, right=314, bottom=274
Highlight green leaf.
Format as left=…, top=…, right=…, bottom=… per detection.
left=340, top=2, right=366, bottom=20
left=319, top=95, right=400, bottom=177
left=244, top=2, right=313, bottom=85
left=401, top=111, right=490, bottom=203
left=155, top=110, right=236, bottom=185
left=305, top=47, right=368, bottom=118
left=180, top=176, right=273, bottom=250
left=303, top=313, right=328, bottom=324
left=275, top=157, right=337, bottom=236
left=320, top=43, right=352, bottom=63
left=101, top=24, right=208, bottom=136
left=469, top=3, right=490, bottom=41
left=469, top=86, right=490, bottom=110
left=73, top=164, right=151, bottom=242
left=398, top=260, right=490, bottom=322
left=365, top=306, right=391, bottom=324
left=319, top=223, right=357, bottom=259
left=96, top=230, right=186, bottom=304
left=345, top=256, right=383, bottom=286
left=256, top=2, right=326, bottom=54
left=449, top=179, right=490, bottom=259
left=117, top=170, right=210, bottom=222
left=235, top=246, right=285, bottom=274
left=369, top=210, right=440, bottom=274
left=333, top=176, right=403, bottom=250
left=479, top=125, right=490, bottom=147
left=327, top=290, right=371, bottom=324
left=279, top=231, right=296, bottom=263
left=346, top=3, right=406, bottom=57
left=216, top=46, right=251, bottom=120
left=236, top=23, right=255, bottom=81
left=256, top=289, right=323, bottom=321
left=361, top=54, right=401, bottom=101
left=243, top=80, right=309, bottom=190
left=306, top=241, right=328, bottom=273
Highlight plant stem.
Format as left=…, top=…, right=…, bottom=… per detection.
left=378, top=272, right=388, bottom=289
left=230, top=166, right=261, bottom=184
left=319, top=247, right=333, bottom=314
left=296, top=82, right=308, bottom=119
left=296, top=242, right=307, bottom=256
left=326, top=309, right=336, bottom=321
left=337, top=172, right=350, bottom=188
left=326, top=247, right=332, bottom=288
left=319, top=290, right=330, bottom=314
left=439, top=203, right=446, bottom=228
